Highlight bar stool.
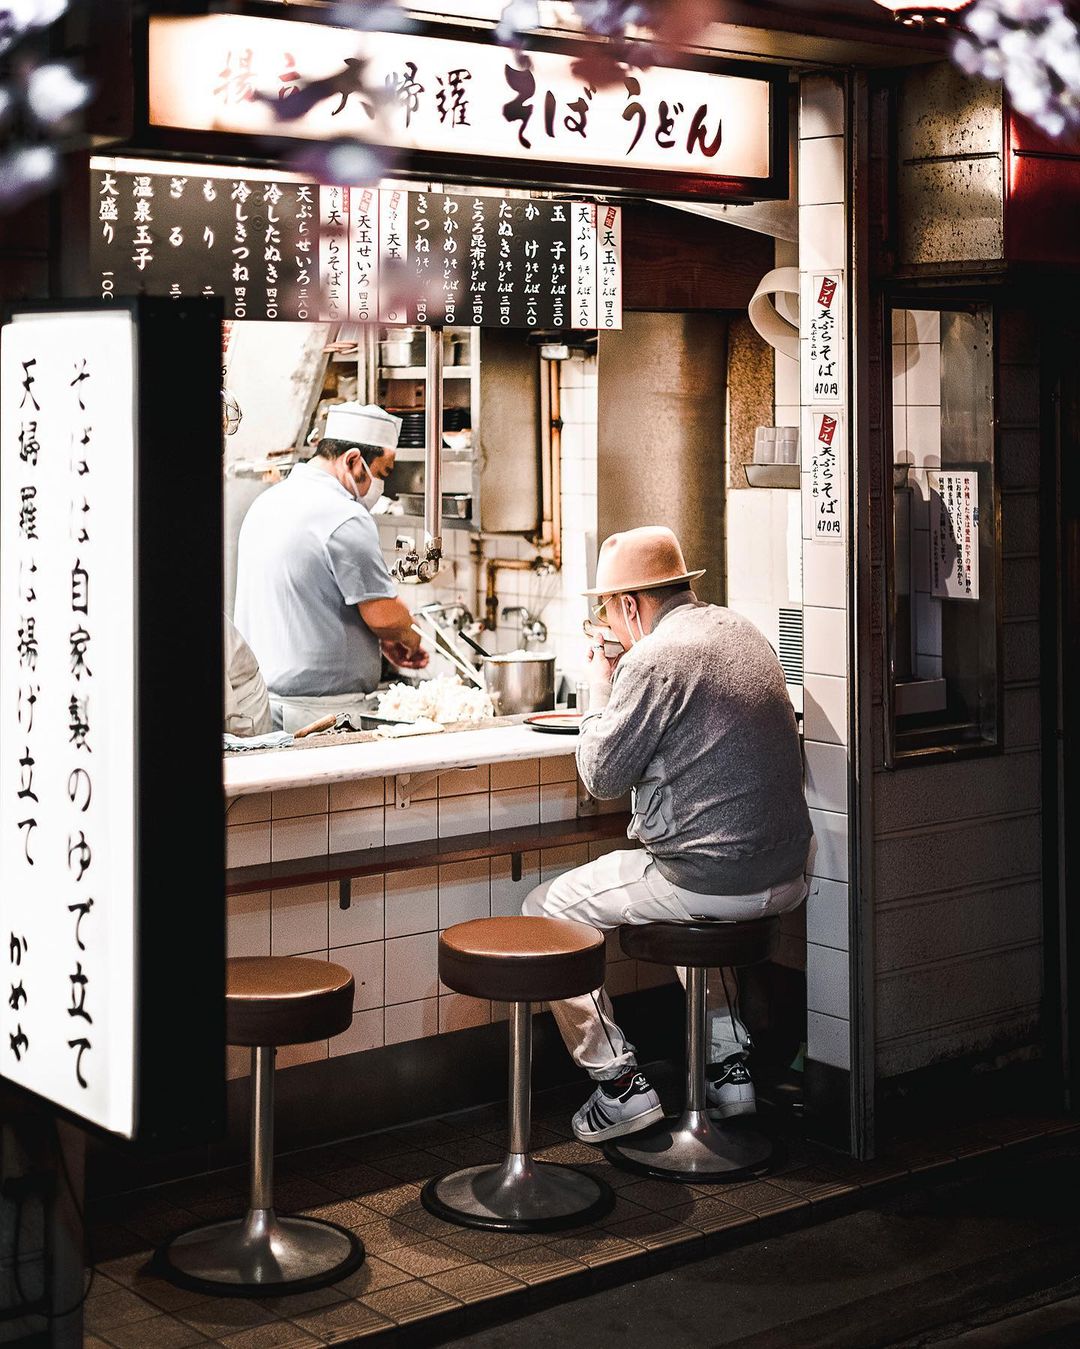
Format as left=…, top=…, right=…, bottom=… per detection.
left=156, top=957, right=364, bottom=1296
left=605, top=917, right=780, bottom=1183
left=422, top=916, right=615, bottom=1233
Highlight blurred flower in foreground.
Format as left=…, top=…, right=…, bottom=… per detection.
left=286, top=137, right=397, bottom=186
left=955, top=0, right=1080, bottom=136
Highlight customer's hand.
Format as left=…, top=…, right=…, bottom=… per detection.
left=585, top=642, right=616, bottom=706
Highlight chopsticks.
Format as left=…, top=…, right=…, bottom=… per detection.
left=411, top=621, right=486, bottom=689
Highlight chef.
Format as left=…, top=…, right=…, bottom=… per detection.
left=522, top=526, right=813, bottom=1144
left=234, top=402, right=428, bottom=732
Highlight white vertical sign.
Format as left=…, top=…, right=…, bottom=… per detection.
left=808, top=272, right=843, bottom=403
left=809, top=410, right=844, bottom=543
left=0, top=311, right=138, bottom=1136
left=379, top=188, right=409, bottom=324
left=348, top=186, right=379, bottom=323
left=928, top=469, right=979, bottom=600
left=318, top=185, right=347, bottom=324
left=597, top=205, right=622, bottom=332
left=571, top=201, right=597, bottom=330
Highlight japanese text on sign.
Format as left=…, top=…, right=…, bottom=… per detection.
left=810, top=410, right=844, bottom=543
left=91, top=159, right=621, bottom=329
left=928, top=470, right=980, bottom=601
left=147, top=13, right=776, bottom=191
left=0, top=311, right=137, bottom=1136
left=808, top=273, right=842, bottom=404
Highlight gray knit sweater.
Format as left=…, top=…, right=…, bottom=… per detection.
left=577, top=594, right=812, bottom=895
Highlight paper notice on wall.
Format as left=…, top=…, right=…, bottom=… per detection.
left=808, top=272, right=843, bottom=404
left=809, top=410, right=844, bottom=543
left=928, top=470, right=979, bottom=600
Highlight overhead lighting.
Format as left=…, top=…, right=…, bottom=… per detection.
left=874, top=0, right=974, bottom=25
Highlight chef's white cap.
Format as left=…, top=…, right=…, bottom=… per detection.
left=323, top=402, right=402, bottom=452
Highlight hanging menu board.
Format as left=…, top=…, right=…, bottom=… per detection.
left=0, top=300, right=225, bottom=1141
left=90, top=158, right=621, bottom=329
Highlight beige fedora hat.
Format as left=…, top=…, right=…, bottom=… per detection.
left=583, top=526, right=705, bottom=598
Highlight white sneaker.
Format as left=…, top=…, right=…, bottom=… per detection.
left=572, top=1070, right=665, bottom=1143
left=705, top=1055, right=756, bottom=1118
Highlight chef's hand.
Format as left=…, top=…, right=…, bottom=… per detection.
left=382, top=639, right=430, bottom=670
left=585, top=642, right=616, bottom=708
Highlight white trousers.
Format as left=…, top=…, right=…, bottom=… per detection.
left=521, top=848, right=808, bottom=1081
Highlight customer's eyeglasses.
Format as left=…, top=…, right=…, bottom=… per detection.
left=591, top=597, right=613, bottom=624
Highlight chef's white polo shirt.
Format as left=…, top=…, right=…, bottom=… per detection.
left=234, top=459, right=396, bottom=698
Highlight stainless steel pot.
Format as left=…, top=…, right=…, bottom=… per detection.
left=482, top=652, right=556, bottom=715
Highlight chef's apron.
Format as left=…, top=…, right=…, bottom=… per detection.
left=270, top=690, right=375, bottom=734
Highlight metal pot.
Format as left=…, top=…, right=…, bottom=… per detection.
left=380, top=328, right=420, bottom=367
left=482, top=652, right=556, bottom=715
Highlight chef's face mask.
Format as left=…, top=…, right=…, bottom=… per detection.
left=345, top=452, right=383, bottom=511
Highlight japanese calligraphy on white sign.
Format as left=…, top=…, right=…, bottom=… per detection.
left=808, top=272, right=843, bottom=404
left=928, top=470, right=979, bottom=600
left=809, top=410, right=845, bottom=543
left=0, top=311, right=137, bottom=1136
left=147, top=14, right=777, bottom=191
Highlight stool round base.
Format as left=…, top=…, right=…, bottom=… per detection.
left=156, top=1208, right=364, bottom=1297
left=422, top=1155, right=614, bottom=1233
left=604, top=1110, right=773, bottom=1183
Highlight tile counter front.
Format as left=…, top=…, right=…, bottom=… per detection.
left=223, top=725, right=642, bottom=1079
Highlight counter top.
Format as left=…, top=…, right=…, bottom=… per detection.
left=223, top=721, right=578, bottom=799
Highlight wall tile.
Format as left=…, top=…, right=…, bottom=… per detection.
left=490, top=758, right=540, bottom=790
left=803, top=606, right=848, bottom=678
left=490, top=851, right=540, bottom=918
left=438, top=859, right=491, bottom=928
left=803, top=673, right=848, bottom=745
left=805, top=876, right=849, bottom=951
left=907, top=308, right=940, bottom=343
left=775, top=351, right=800, bottom=407
left=904, top=343, right=941, bottom=407
left=490, top=786, right=541, bottom=832
left=800, top=204, right=846, bottom=271
left=384, top=798, right=439, bottom=847
left=277, top=1040, right=328, bottom=1071
left=438, top=765, right=491, bottom=796
left=330, top=874, right=384, bottom=948
left=807, top=1010, right=850, bottom=1070
left=332, top=941, right=384, bottom=1012
left=385, top=867, right=439, bottom=939
left=808, top=807, right=849, bottom=883
left=385, top=998, right=439, bottom=1046
left=803, top=542, right=847, bottom=609
left=539, top=843, right=589, bottom=882
left=806, top=941, right=850, bottom=1020
left=329, top=806, right=384, bottom=854
left=438, top=791, right=490, bottom=838
left=272, top=883, right=329, bottom=956
left=439, top=993, right=490, bottom=1034
left=800, top=74, right=845, bottom=139
left=330, top=1009, right=384, bottom=1058
left=271, top=814, right=329, bottom=863
left=329, top=777, right=385, bottom=811
left=540, top=781, right=579, bottom=824
left=539, top=754, right=578, bottom=785
left=607, top=960, right=638, bottom=997
left=385, top=931, right=440, bottom=1004
left=226, top=822, right=270, bottom=868
left=804, top=740, right=848, bottom=814
left=227, top=793, right=271, bottom=825
left=272, top=785, right=329, bottom=819
left=227, top=890, right=271, bottom=958
left=906, top=404, right=942, bottom=468
left=798, top=135, right=845, bottom=206
left=893, top=404, right=908, bottom=462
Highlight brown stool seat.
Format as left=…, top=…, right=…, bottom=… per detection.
left=226, top=957, right=354, bottom=1047
left=619, top=917, right=780, bottom=970
left=439, top=917, right=605, bottom=1004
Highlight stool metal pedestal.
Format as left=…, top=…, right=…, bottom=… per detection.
left=423, top=1002, right=613, bottom=1232
left=158, top=1045, right=364, bottom=1296
left=606, top=965, right=773, bottom=1183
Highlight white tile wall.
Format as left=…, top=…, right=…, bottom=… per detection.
left=384, top=867, right=438, bottom=939
left=804, top=740, right=848, bottom=814
left=807, top=1011, right=850, bottom=1070
left=272, top=883, right=329, bottom=956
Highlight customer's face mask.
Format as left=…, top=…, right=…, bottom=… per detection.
left=621, top=595, right=646, bottom=647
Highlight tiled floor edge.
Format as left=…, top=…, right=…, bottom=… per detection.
left=319, top=1124, right=1080, bottom=1348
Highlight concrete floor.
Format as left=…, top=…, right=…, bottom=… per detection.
left=446, top=1134, right=1080, bottom=1349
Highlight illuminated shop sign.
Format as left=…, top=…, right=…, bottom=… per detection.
left=146, top=13, right=786, bottom=200
left=91, top=157, right=622, bottom=328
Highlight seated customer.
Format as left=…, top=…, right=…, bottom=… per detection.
left=523, top=526, right=813, bottom=1143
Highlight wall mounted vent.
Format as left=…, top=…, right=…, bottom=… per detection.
left=778, top=606, right=804, bottom=687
